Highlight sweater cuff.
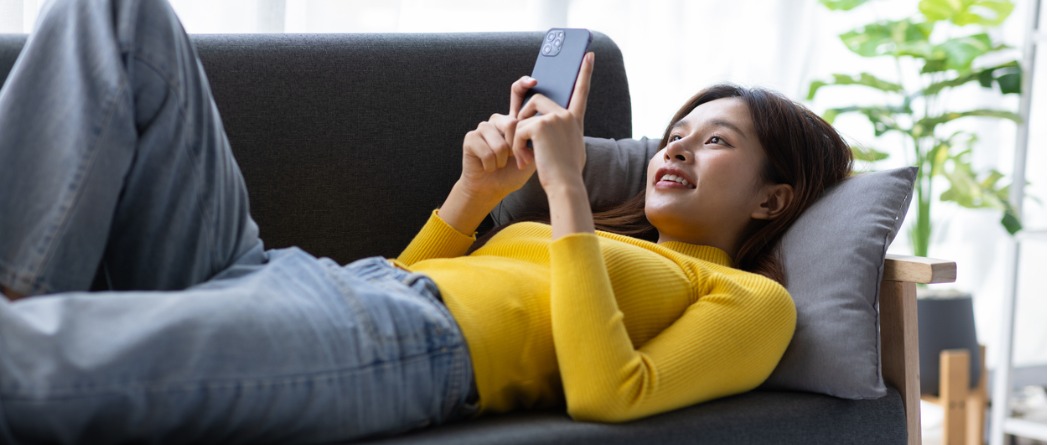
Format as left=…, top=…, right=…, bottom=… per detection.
left=397, top=209, right=477, bottom=265
left=550, top=232, right=602, bottom=260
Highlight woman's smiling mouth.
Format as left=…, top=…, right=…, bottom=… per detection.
left=654, top=167, right=696, bottom=189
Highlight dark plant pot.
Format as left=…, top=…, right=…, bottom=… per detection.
left=916, top=290, right=982, bottom=396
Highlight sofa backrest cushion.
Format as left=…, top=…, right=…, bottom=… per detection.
left=493, top=137, right=916, bottom=399
left=0, top=32, right=633, bottom=264
left=196, top=33, right=632, bottom=263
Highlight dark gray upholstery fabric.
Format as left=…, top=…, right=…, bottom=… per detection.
left=192, top=33, right=632, bottom=264
left=0, top=33, right=908, bottom=444
left=361, top=389, right=906, bottom=445
left=0, top=32, right=631, bottom=265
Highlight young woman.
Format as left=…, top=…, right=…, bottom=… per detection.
left=0, top=0, right=851, bottom=443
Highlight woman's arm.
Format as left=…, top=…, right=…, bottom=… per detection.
left=398, top=126, right=532, bottom=265
left=549, top=243, right=797, bottom=422
left=512, top=52, right=595, bottom=240
left=441, top=50, right=596, bottom=238
left=400, top=55, right=595, bottom=265
left=398, top=77, right=541, bottom=265
left=437, top=72, right=548, bottom=236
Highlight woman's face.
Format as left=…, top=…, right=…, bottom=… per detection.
left=645, top=97, right=774, bottom=250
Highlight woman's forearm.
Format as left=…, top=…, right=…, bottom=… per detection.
left=544, top=177, right=594, bottom=239
left=438, top=179, right=503, bottom=237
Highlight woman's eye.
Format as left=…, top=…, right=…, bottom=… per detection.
left=707, top=136, right=727, bottom=145
left=669, top=135, right=683, bottom=142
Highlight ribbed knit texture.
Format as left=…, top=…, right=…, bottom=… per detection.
left=397, top=210, right=796, bottom=422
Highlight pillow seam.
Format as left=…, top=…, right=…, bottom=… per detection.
left=872, top=180, right=913, bottom=395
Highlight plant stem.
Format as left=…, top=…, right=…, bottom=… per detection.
left=912, top=134, right=931, bottom=259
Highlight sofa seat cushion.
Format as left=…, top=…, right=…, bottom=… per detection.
left=361, top=388, right=905, bottom=445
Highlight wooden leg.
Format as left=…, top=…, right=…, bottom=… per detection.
left=965, top=346, right=987, bottom=445
left=921, top=347, right=989, bottom=445
left=941, top=349, right=970, bottom=445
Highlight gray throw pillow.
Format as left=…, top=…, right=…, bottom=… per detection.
left=491, top=137, right=662, bottom=225
left=760, top=166, right=916, bottom=398
left=491, top=136, right=916, bottom=400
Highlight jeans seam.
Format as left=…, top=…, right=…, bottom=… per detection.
left=0, top=260, right=33, bottom=295
left=128, top=51, right=224, bottom=278
left=344, top=258, right=475, bottom=423
left=393, top=268, right=473, bottom=421
left=321, top=261, right=382, bottom=344
left=443, top=345, right=464, bottom=422
left=29, top=81, right=130, bottom=295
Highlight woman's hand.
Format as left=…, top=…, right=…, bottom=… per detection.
left=457, top=113, right=536, bottom=206
left=512, top=52, right=596, bottom=238
left=512, top=52, right=593, bottom=193
left=437, top=76, right=543, bottom=235
left=438, top=52, right=595, bottom=238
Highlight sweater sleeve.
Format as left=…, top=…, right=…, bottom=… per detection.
left=549, top=234, right=796, bottom=423
left=396, top=210, right=477, bottom=266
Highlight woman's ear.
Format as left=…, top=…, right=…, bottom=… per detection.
left=751, top=184, right=794, bottom=220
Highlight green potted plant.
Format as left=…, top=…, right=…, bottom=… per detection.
left=807, top=0, right=1023, bottom=259
left=806, top=0, right=1025, bottom=397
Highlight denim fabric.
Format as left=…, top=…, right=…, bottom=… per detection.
left=0, top=251, right=476, bottom=444
left=0, top=0, right=476, bottom=442
left=0, top=0, right=258, bottom=295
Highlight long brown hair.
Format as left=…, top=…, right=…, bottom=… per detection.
left=479, top=84, right=853, bottom=284
left=596, top=84, right=852, bottom=282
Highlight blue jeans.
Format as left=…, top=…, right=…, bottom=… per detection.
left=0, top=0, right=475, bottom=443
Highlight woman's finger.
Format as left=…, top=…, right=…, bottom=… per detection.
left=478, top=121, right=511, bottom=169
left=567, top=52, right=594, bottom=121
left=465, top=125, right=497, bottom=172
left=510, top=76, right=538, bottom=117
left=518, top=92, right=564, bottom=119
left=511, top=118, right=537, bottom=170
left=489, top=113, right=518, bottom=146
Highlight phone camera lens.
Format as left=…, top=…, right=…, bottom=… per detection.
left=542, top=43, right=553, bottom=55
left=553, top=38, right=563, bottom=48
left=546, top=32, right=556, bottom=42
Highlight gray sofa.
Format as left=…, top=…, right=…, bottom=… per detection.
left=0, top=33, right=916, bottom=444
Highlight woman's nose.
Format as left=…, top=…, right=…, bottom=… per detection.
left=664, top=140, right=692, bottom=162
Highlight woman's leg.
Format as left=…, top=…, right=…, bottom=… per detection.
left=0, top=251, right=476, bottom=444
left=0, top=0, right=260, bottom=296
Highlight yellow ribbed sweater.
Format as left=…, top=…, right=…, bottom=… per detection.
left=394, top=210, right=796, bottom=423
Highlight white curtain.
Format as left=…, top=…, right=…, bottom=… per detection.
left=0, top=0, right=1045, bottom=368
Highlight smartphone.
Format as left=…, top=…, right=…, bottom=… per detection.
left=524, top=28, right=592, bottom=109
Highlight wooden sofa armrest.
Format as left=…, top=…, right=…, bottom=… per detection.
left=880, top=254, right=958, bottom=445
left=884, top=254, right=957, bottom=284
